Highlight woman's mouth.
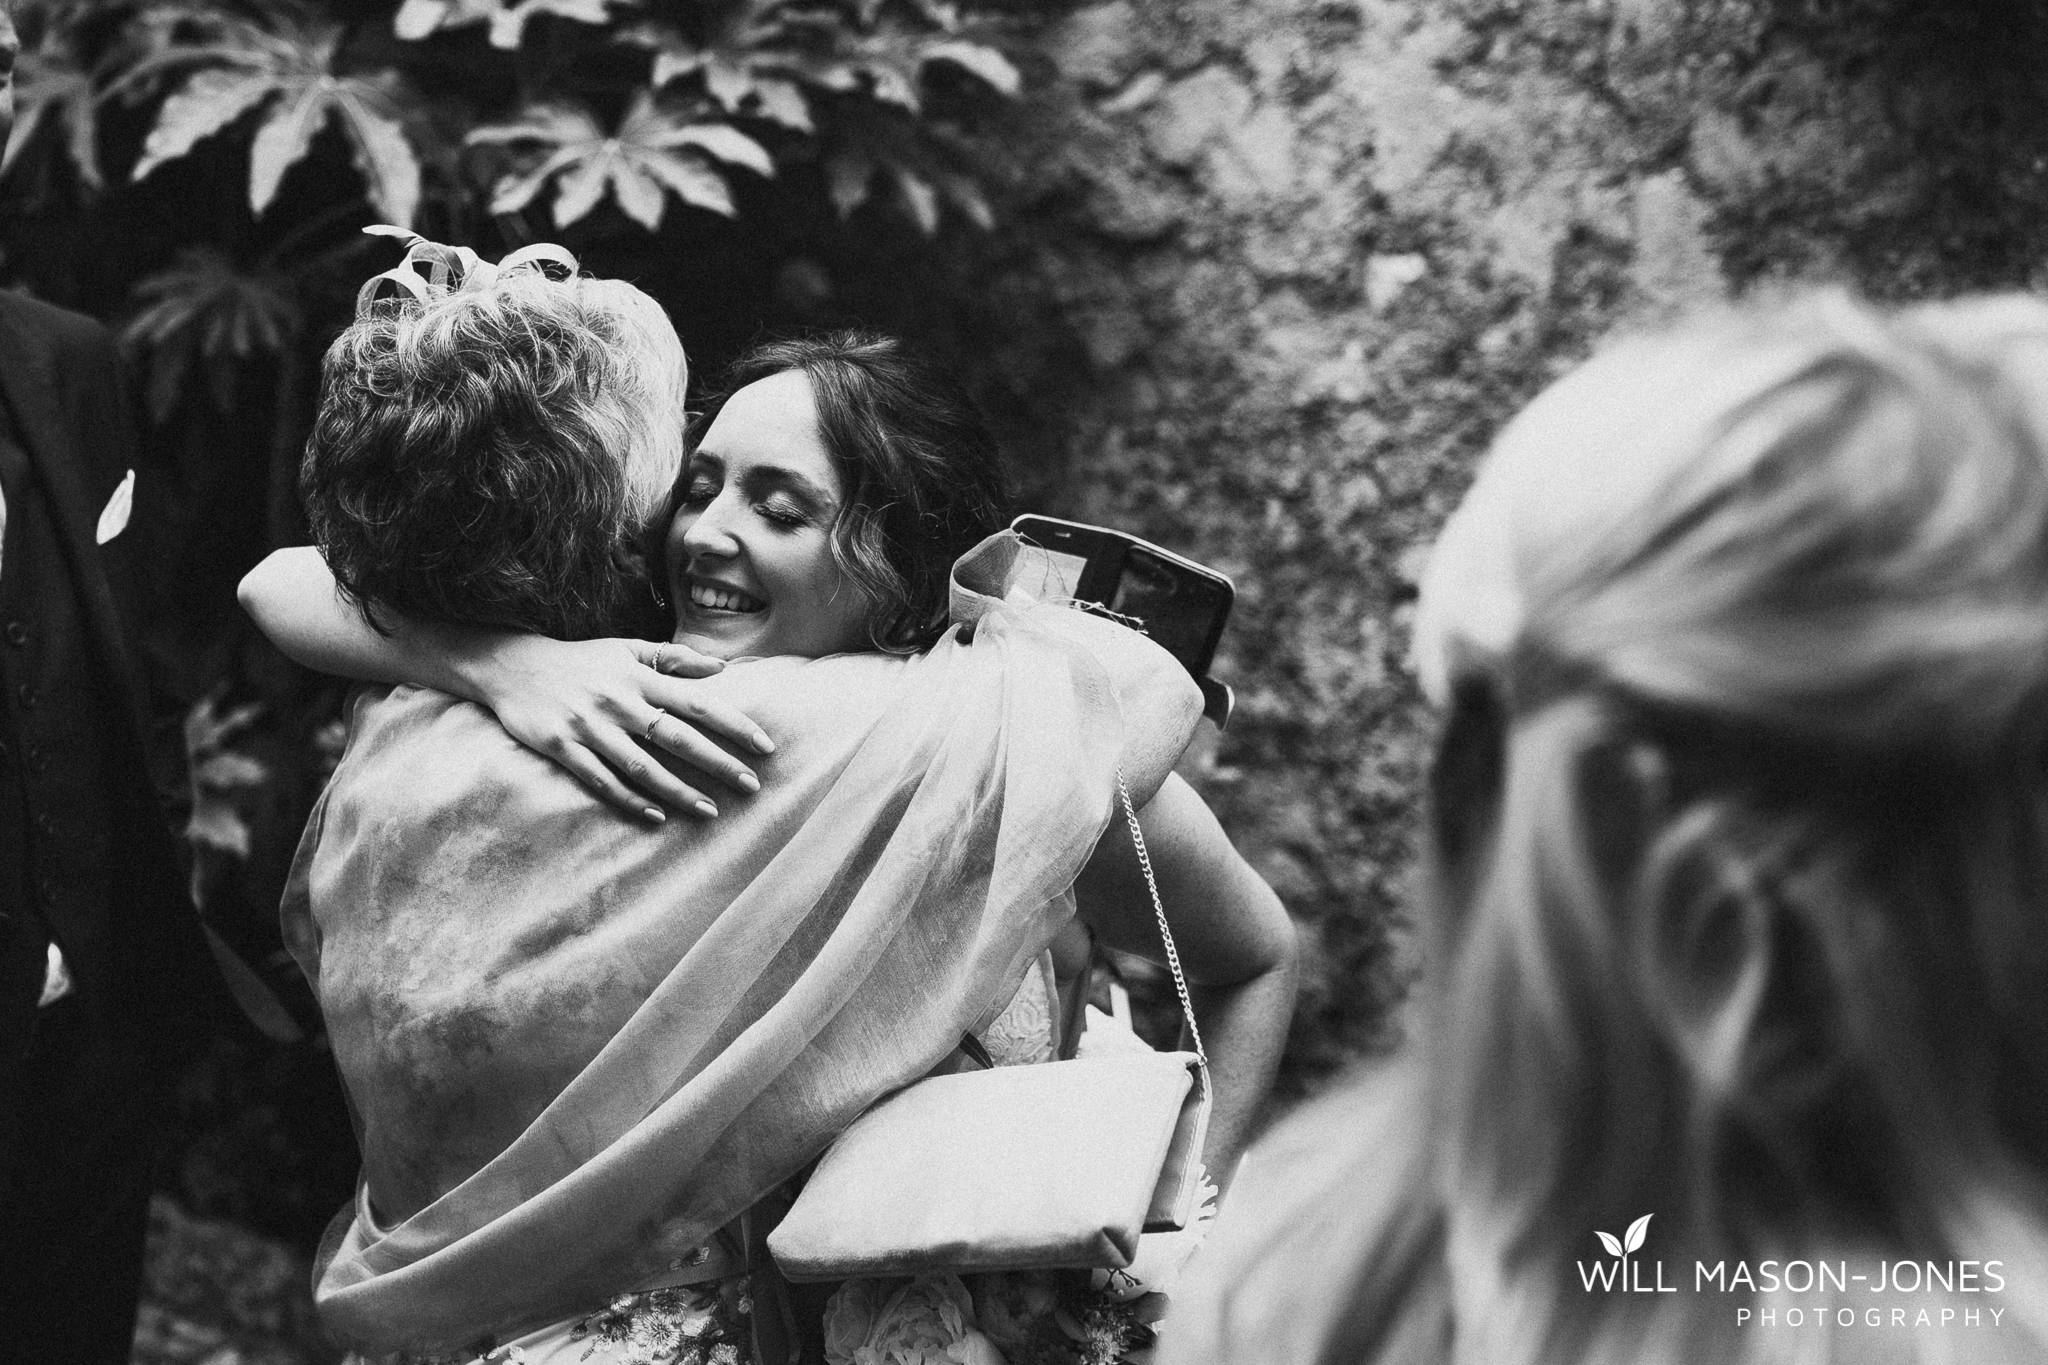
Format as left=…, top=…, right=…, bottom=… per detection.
left=688, top=581, right=766, bottom=614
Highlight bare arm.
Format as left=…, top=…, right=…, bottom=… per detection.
left=1073, top=773, right=1299, bottom=1186
left=238, top=547, right=775, bottom=822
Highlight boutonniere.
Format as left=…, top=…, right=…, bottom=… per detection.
left=96, top=468, right=134, bottom=545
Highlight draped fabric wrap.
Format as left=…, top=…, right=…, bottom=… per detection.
left=282, top=533, right=1202, bottom=1354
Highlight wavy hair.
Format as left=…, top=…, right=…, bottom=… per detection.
left=303, top=270, right=687, bottom=640
left=655, top=331, right=1012, bottom=652
left=1207, top=293, right=2048, bottom=1365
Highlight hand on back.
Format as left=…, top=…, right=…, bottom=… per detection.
left=475, top=634, right=775, bottom=824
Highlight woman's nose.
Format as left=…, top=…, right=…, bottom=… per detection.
left=679, top=492, right=743, bottom=559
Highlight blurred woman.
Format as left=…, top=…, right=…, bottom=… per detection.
left=1164, top=291, right=2048, bottom=1365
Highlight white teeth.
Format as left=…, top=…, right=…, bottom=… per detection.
left=690, top=584, right=762, bottom=613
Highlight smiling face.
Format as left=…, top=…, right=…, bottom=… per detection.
left=664, top=369, right=876, bottom=660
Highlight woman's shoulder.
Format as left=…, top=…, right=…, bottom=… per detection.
left=698, top=651, right=914, bottom=730
left=1161, top=1053, right=1449, bottom=1365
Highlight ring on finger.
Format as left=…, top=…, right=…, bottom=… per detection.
left=645, top=709, right=668, bottom=743
left=654, top=643, right=671, bottom=673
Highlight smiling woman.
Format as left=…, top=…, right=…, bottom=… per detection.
left=660, top=333, right=1012, bottom=661
left=670, top=370, right=873, bottom=659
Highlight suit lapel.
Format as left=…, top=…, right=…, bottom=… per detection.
left=0, top=298, right=154, bottom=747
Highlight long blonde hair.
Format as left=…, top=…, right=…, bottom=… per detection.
left=1289, top=293, right=2048, bottom=1364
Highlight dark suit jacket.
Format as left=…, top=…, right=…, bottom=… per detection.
left=0, top=291, right=213, bottom=1059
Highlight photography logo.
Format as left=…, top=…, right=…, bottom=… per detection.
left=1579, top=1213, right=1676, bottom=1292
left=1575, top=1211, right=2009, bottom=1330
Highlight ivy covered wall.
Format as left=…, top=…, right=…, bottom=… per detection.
left=843, top=0, right=2048, bottom=1079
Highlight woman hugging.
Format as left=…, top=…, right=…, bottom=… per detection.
left=240, top=239, right=1297, bottom=1365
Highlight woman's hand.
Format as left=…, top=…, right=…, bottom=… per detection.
left=464, top=634, right=777, bottom=824
left=239, top=548, right=777, bottom=823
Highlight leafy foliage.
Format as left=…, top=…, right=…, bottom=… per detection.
left=9, top=0, right=1027, bottom=245
left=626, top=0, right=1016, bottom=228
left=123, top=246, right=301, bottom=420
left=0, top=0, right=1034, bottom=456
left=181, top=689, right=271, bottom=863
left=469, top=92, right=774, bottom=228
left=393, top=0, right=619, bottom=49
left=121, top=3, right=421, bottom=225
left=6, top=15, right=103, bottom=188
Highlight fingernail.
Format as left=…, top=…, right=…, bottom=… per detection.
left=753, top=732, right=776, bottom=754
left=643, top=807, right=666, bottom=825
left=695, top=800, right=719, bottom=818
left=737, top=771, right=760, bottom=793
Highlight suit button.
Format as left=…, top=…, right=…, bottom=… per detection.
left=3, top=621, right=23, bottom=646
left=15, top=684, right=34, bottom=709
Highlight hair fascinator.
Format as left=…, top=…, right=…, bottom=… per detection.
left=354, top=224, right=580, bottom=319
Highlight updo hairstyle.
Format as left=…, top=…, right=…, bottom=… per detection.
left=303, top=265, right=687, bottom=640
left=1405, top=290, right=2048, bottom=1360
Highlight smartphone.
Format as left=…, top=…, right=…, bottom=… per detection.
left=1009, top=514, right=1236, bottom=727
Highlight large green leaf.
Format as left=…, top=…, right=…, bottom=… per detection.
left=626, top=1, right=804, bottom=120
left=470, top=92, right=771, bottom=230
left=123, top=6, right=423, bottom=226
left=4, top=31, right=102, bottom=189
left=123, top=247, right=301, bottom=421
left=392, top=0, right=494, bottom=42
left=395, top=0, right=620, bottom=49
left=338, top=86, right=422, bottom=230
left=619, top=0, right=1016, bottom=233
left=772, top=6, right=1022, bottom=116
left=821, top=97, right=999, bottom=235
left=131, top=66, right=276, bottom=181
left=921, top=38, right=1018, bottom=96
left=246, top=78, right=331, bottom=211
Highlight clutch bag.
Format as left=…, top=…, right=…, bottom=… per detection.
left=768, top=773, right=1211, bottom=1281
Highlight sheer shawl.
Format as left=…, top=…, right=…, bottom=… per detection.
left=282, top=534, right=1202, bottom=1353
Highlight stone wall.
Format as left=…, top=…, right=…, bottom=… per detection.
left=901, top=0, right=2048, bottom=1082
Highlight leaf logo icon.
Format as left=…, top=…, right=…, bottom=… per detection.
left=1594, top=1230, right=1623, bottom=1257
left=1624, top=1213, right=1652, bottom=1254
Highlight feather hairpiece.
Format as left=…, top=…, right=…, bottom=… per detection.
left=354, top=224, right=580, bottom=319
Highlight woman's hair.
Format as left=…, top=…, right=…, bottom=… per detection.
left=303, top=269, right=687, bottom=640
left=656, top=330, right=1013, bottom=652
left=1247, top=292, right=2048, bottom=1364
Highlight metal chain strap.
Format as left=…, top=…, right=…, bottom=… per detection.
left=1115, top=770, right=1208, bottom=1067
